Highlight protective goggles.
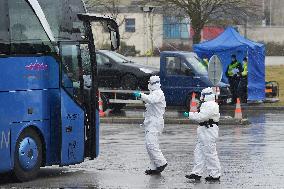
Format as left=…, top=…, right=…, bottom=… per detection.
left=149, top=81, right=160, bottom=85
left=201, top=92, right=213, bottom=99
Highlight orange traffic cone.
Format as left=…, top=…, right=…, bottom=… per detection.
left=190, top=92, right=198, bottom=112
left=98, top=92, right=105, bottom=117
left=234, top=98, right=242, bottom=120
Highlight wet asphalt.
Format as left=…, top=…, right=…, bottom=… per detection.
left=1, top=111, right=284, bottom=188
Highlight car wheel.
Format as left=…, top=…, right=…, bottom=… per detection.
left=185, top=92, right=201, bottom=110
left=111, top=104, right=126, bottom=112
left=14, top=128, right=43, bottom=182
left=121, top=74, right=138, bottom=90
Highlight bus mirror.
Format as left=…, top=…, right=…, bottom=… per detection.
left=107, top=23, right=120, bottom=50
left=110, top=30, right=118, bottom=50
left=77, top=13, right=120, bottom=50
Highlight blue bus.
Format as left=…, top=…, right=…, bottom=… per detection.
left=0, top=0, right=119, bottom=181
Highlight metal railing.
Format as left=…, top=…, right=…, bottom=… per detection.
left=99, top=88, right=150, bottom=104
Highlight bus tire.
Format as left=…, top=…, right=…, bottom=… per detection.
left=14, top=128, right=43, bottom=182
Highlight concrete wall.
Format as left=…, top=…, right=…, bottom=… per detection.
left=265, top=0, right=284, bottom=26
left=238, top=26, right=284, bottom=43
left=128, top=56, right=284, bottom=68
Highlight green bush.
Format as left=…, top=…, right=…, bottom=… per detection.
left=100, top=41, right=140, bottom=56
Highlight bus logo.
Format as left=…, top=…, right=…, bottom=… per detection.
left=25, top=63, right=48, bottom=71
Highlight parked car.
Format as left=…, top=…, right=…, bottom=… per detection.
left=94, top=50, right=158, bottom=110
left=159, top=51, right=232, bottom=108
left=96, top=50, right=158, bottom=90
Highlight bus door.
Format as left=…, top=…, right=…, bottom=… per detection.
left=59, top=41, right=86, bottom=165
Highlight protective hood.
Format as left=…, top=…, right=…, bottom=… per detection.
left=204, top=93, right=215, bottom=102
left=148, top=83, right=161, bottom=91
left=200, top=87, right=215, bottom=102
left=148, top=75, right=161, bottom=91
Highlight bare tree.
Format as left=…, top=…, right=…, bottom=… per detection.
left=156, top=0, right=262, bottom=44
left=85, top=0, right=131, bottom=26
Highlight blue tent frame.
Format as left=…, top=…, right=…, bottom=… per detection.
left=193, top=27, right=265, bottom=101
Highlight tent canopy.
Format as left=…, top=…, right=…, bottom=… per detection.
left=193, top=27, right=265, bottom=101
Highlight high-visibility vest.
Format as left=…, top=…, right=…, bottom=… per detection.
left=227, top=61, right=240, bottom=77
left=203, top=58, right=209, bottom=66
left=242, top=62, right=248, bottom=77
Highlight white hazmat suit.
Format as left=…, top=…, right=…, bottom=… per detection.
left=187, top=87, right=221, bottom=179
left=140, top=76, right=167, bottom=173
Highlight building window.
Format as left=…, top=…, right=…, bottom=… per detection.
left=163, top=16, right=190, bottom=39
left=125, top=18, right=135, bottom=32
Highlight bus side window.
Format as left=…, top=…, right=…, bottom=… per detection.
left=0, top=1, right=10, bottom=55
left=8, top=0, right=55, bottom=55
left=61, top=44, right=80, bottom=83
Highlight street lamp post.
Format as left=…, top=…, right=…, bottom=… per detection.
left=141, top=6, right=155, bottom=64
left=270, top=0, right=272, bottom=27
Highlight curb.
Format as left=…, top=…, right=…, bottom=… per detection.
left=222, top=105, right=284, bottom=111
left=125, top=104, right=284, bottom=111
left=100, top=117, right=250, bottom=126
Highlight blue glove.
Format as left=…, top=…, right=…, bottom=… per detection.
left=183, top=112, right=189, bottom=117
left=134, top=91, right=141, bottom=98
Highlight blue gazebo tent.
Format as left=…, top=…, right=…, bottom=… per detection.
left=193, top=27, right=265, bottom=101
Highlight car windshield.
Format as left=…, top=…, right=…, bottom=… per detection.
left=185, top=55, right=208, bottom=75
left=101, top=50, right=132, bottom=63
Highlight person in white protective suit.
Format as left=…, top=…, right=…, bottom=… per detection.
left=184, top=87, right=221, bottom=181
left=133, top=76, right=168, bottom=175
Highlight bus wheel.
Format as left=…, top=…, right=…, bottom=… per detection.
left=14, top=128, right=43, bottom=182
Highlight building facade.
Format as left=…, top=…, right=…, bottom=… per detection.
left=88, top=4, right=192, bottom=55
left=88, top=0, right=284, bottom=55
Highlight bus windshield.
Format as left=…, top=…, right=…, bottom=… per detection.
left=37, top=0, right=86, bottom=42
left=36, top=0, right=92, bottom=103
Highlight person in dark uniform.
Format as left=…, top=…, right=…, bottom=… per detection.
left=225, top=55, right=243, bottom=103
left=202, top=55, right=209, bottom=68
left=238, top=57, right=248, bottom=103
